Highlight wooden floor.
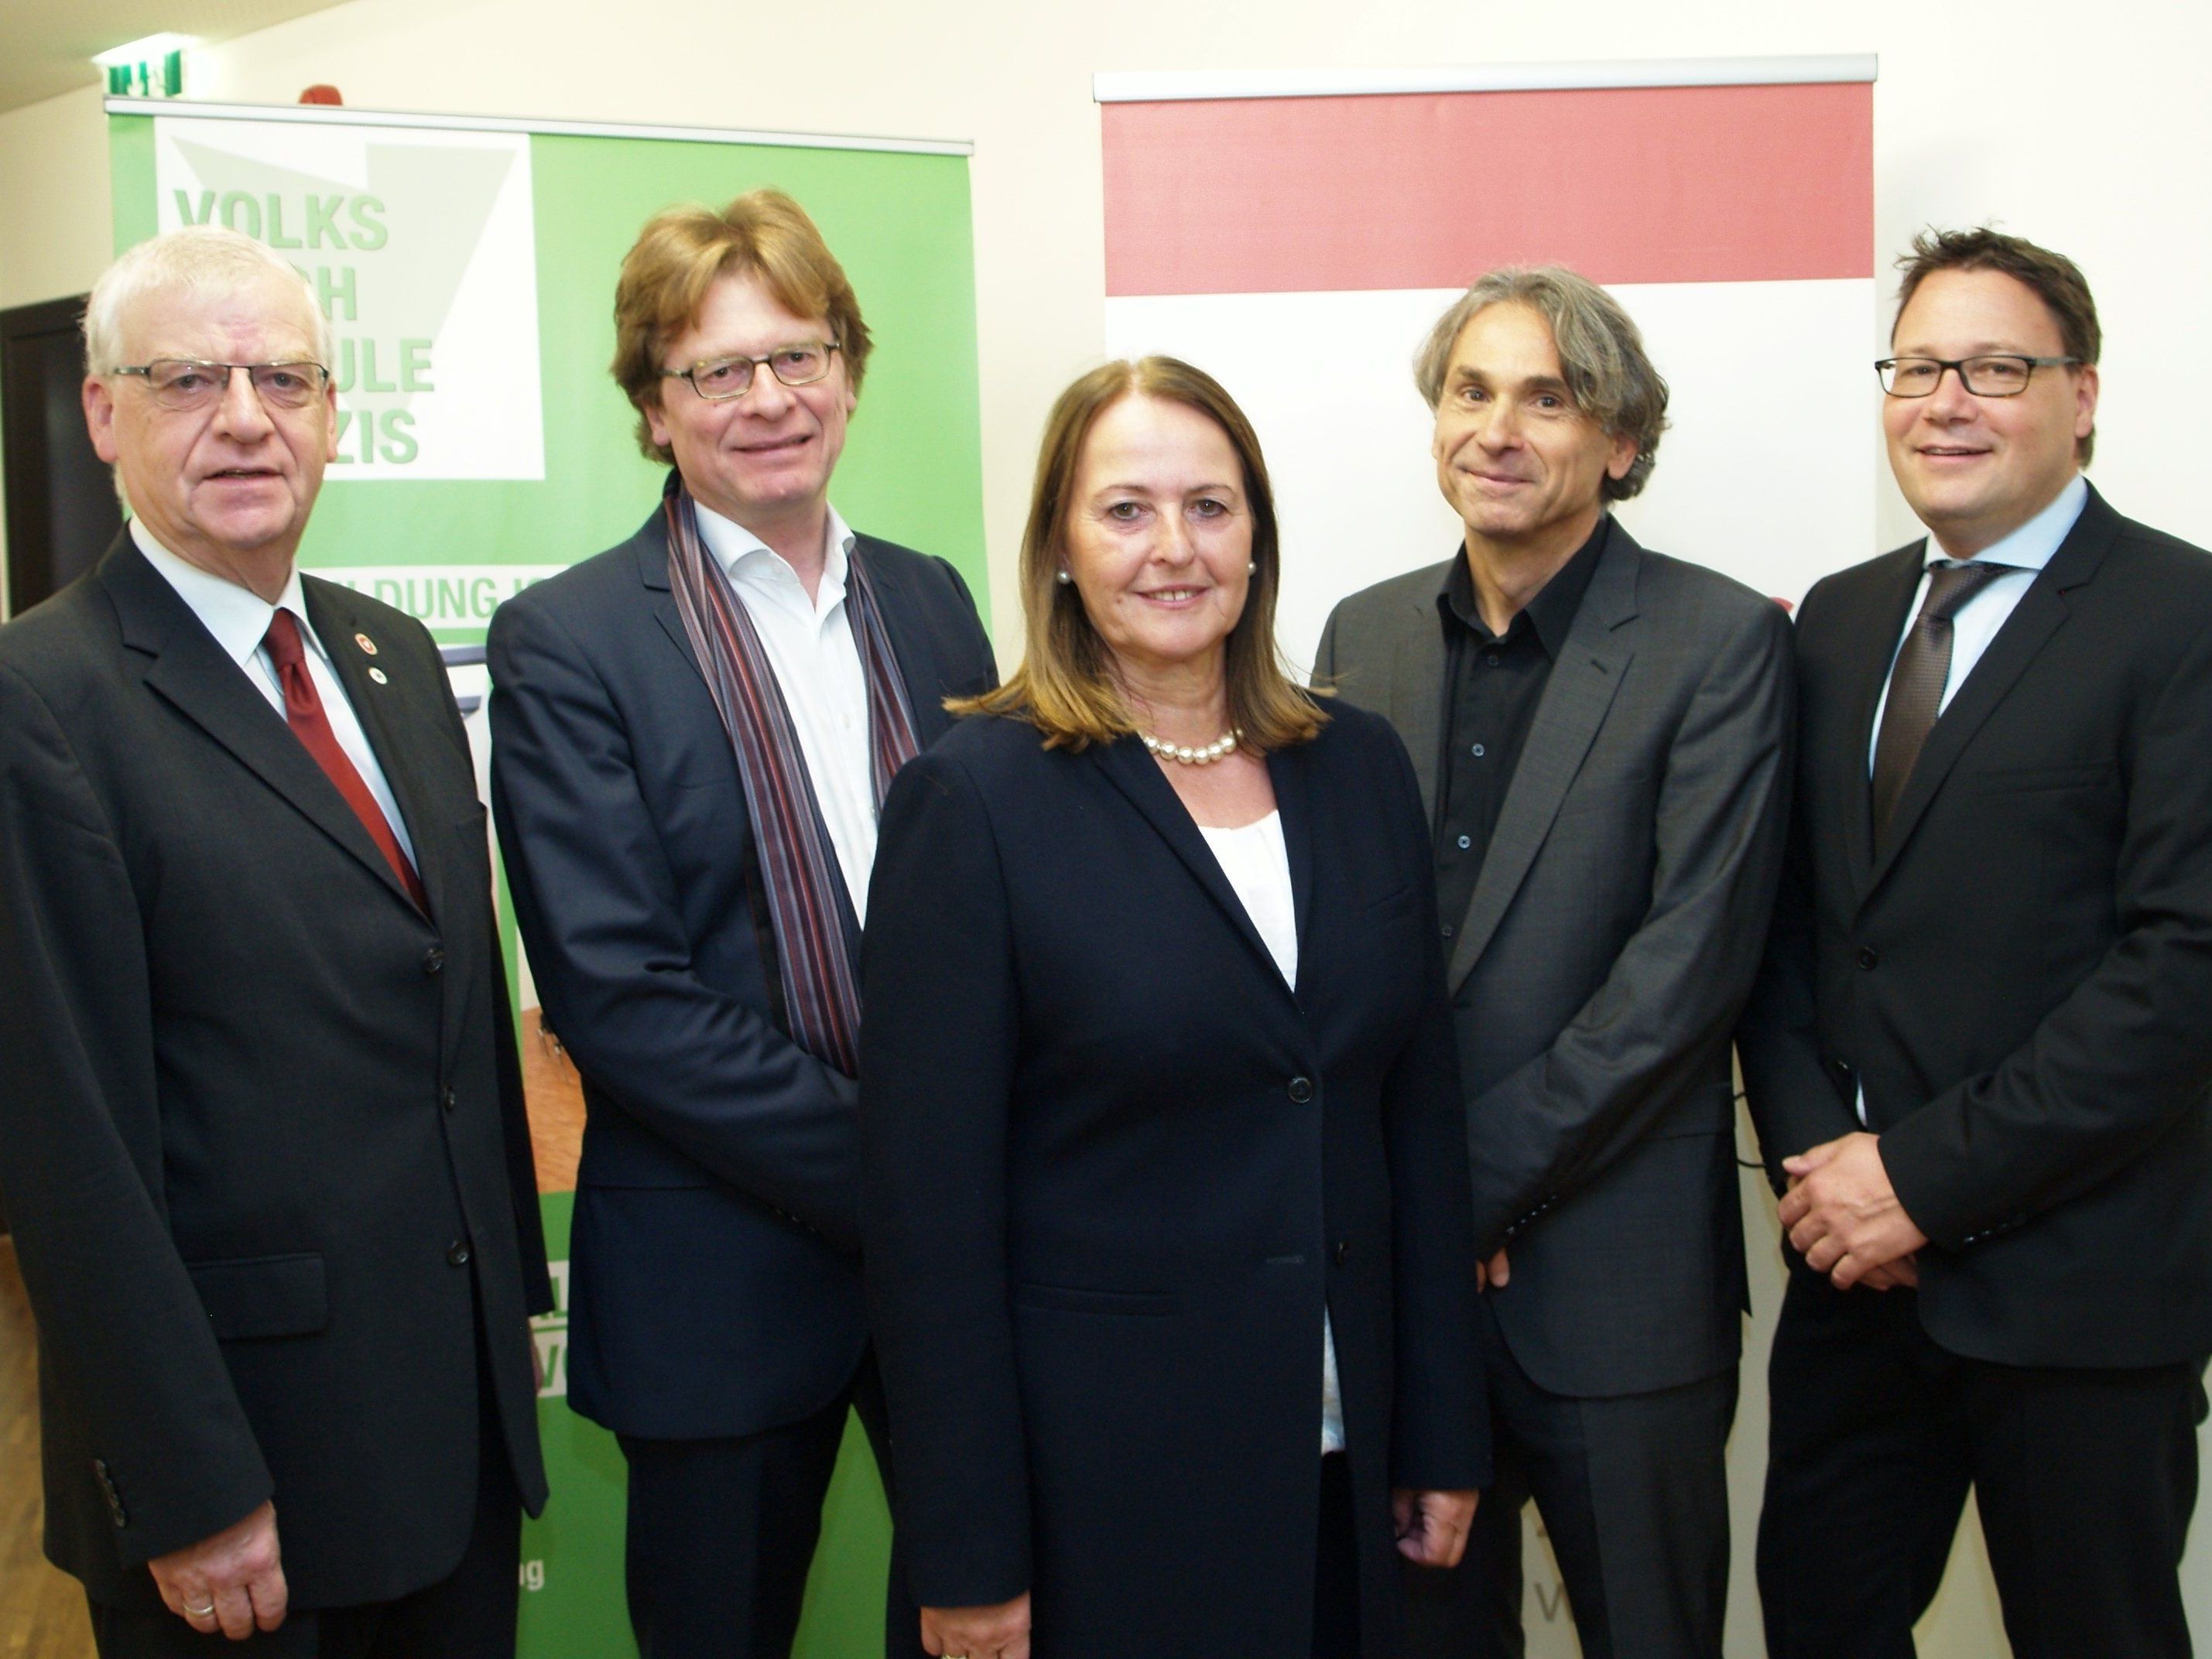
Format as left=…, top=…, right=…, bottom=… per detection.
left=0, top=1235, right=94, bottom=1659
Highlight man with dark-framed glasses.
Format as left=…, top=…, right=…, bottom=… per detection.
left=486, top=190, right=994, bottom=1658
left=0, top=224, right=552, bottom=1655
left=1741, top=225, right=2212, bottom=1658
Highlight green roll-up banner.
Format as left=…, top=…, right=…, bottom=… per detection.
left=105, top=96, right=987, bottom=1659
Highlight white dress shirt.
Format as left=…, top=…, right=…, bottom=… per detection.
left=1854, top=473, right=2088, bottom=1124
left=692, top=503, right=878, bottom=924
left=1197, top=811, right=1347, bottom=1455
left=132, top=518, right=416, bottom=864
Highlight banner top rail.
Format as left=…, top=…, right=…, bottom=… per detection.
left=1093, top=55, right=1878, bottom=104
left=104, top=97, right=974, bottom=156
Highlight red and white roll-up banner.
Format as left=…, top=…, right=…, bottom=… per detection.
left=1099, top=57, right=1878, bottom=669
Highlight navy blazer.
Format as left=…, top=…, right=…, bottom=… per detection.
left=861, top=704, right=1485, bottom=1658
left=1739, top=486, right=2212, bottom=1368
left=0, top=538, right=549, bottom=1612
left=487, top=504, right=995, bottom=1439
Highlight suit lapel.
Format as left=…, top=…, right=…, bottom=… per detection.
left=1838, top=545, right=1926, bottom=898
left=634, top=513, right=709, bottom=685
left=1388, top=575, right=1450, bottom=821
left=1861, top=491, right=2117, bottom=901
left=101, top=539, right=419, bottom=913
left=1090, top=736, right=1290, bottom=997
left=304, top=576, right=442, bottom=919
left=1445, top=526, right=1638, bottom=997
left=853, top=535, right=957, bottom=745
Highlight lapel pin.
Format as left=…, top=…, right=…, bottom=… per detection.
left=355, top=632, right=378, bottom=656
left=368, top=666, right=389, bottom=685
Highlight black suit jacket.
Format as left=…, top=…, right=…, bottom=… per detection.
left=860, top=706, right=1485, bottom=1658
left=1738, top=486, right=2212, bottom=1367
left=1317, top=525, right=1795, bottom=1397
left=486, top=504, right=995, bottom=1440
left=0, top=536, right=550, bottom=1612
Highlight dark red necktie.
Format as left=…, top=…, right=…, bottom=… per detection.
left=262, top=608, right=426, bottom=910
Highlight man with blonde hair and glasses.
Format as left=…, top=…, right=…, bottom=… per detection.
left=488, top=190, right=994, bottom=1658
left=1317, top=265, right=1793, bottom=1657
left=0, top=224, right=550, bottom=1656
left=1740, top=227, right=2212, bottom=1659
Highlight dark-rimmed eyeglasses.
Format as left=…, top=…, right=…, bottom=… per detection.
left=1875, top=355, right=2080, bottom=399
left=111, top=359, right=331, bottom=412
left=660, top=342, right=840, bottom=402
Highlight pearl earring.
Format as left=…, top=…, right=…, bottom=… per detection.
left=1247, top=561, right=1257, bottom=573
left=1056, top=570, right=1073, bottom=585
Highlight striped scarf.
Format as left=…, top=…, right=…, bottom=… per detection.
left=661, top=474, right=921, bottom=1076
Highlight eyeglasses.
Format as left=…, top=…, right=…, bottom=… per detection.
left=661, top=342, right=840, bottom=402
left=1875, top=355, right=2080, bottom=398
left=111, top=359, right=331, bottom=412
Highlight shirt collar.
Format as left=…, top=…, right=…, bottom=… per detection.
left=1926, top=473, right=2087, bottom=573
left=1439, top=513, right=1609, bottom=657
left=692, top=500, right=854, bottom=611
left=131, top=517, right=324, bottom=668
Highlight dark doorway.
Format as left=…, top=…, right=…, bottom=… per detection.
left=3, top=295, right=122, bottom=620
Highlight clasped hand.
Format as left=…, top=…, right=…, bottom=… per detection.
left=1777, top=1131, right=1926, bottom=1290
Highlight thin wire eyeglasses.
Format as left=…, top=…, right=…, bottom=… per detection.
left=660, top=342, right=841, bottom=402
left=111, top=359, right=332, bottom=412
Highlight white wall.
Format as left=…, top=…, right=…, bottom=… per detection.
left=4, top=2, right=2209, bottom=1652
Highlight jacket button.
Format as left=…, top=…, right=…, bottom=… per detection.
left=446, top=1240, right=471, bottom=1267
left=1333, top=1240, right=1351, bottom=1266
left=422, top=945, right=446, bottom=976
left=1856, top=946, right=1879, bottom=970
left=1287, top=1076, right=1314, bottom=1103
left=441, top=1088, right=457, bottom=1114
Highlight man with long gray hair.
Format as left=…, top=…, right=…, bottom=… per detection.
left=1316, top=266, right=1793, bottom=1657
left=0, top=225, right=549, bottom=1656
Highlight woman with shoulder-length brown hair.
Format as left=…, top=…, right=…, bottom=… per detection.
left=860, top=357, right=1488, bottom=1659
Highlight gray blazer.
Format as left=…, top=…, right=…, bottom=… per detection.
left=1314, top=522, right=1794, bottom=1397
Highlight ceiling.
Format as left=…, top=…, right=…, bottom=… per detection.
left=0, top=0, right=350, bottom=114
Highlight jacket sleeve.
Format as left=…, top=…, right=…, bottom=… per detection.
left=1735, top=798, right=1862, bottom=1189
left=860, top=750, right=1032, bottom=1608
left=1734, top=593, right=1861, bottom=1188
left=0, top=662, right=272, bottom=1565
left=1464, top=598, right=1796, bottom=1251
left=1880, top=614, right=2212, bottom=1244
left=486, top=592, right=862, bottom=1249
left=1374, top=730, right=1491, bottom=1494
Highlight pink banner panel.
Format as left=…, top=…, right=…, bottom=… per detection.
left=1102, top=82, right=1873, bottom=296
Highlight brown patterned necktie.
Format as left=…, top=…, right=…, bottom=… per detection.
left=1869, top=559, right=2014, bottom=847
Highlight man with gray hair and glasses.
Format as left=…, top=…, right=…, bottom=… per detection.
left=0, top=224, right=550, bottom=1656
left=1316, top=265, right=1793, bottom=1657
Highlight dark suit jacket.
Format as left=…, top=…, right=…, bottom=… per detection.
left=0, top=535, right=550, bottom=1612
left=1316, top=523, right=1795, bottom=1398
left=860, top=706, right=1486, bottom=1659
left=486, top=504, right=995, bottom=1440
left=1738, top=486, right=2212, bottom=1368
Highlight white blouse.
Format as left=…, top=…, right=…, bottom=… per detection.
left=1197, top=812, right=1346, bottom=1455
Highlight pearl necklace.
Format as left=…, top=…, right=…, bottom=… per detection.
left=1140, top=728, right=1241, bottom=765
